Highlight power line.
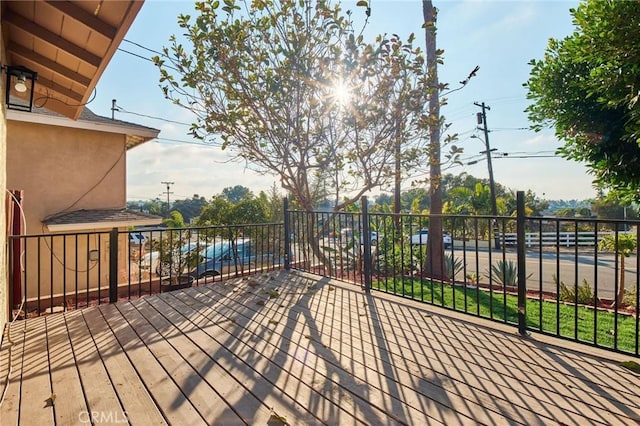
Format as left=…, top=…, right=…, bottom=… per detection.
left=116, top=47, right=181, bottom=72
left=116, top=47, right=154, bottom=64
left=494, top=154, right=557, bottom=159
left=156, top=137, right=219, bottom=146
left=114, top=104, right=193, bottom=126
left=109, top=102, right=219, bottom=146
left=491, top=127, right=530, bottom=132
left=123, top=38, right=166, bottom=57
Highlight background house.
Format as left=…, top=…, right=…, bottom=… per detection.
left=1, top=1, right=146, bottom=328
left=7, top=106, right=161, bottom=311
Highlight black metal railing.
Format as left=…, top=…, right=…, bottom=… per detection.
left=9, top=194, right=640, bottom=357
left=8, top=222, right=285, bottom=319
left=286, top=193, right=640, bottom=357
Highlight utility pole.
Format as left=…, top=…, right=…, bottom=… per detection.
left=474, top=101, right=500, bottom=249
left=111, top=99, right=118, bottom=120
left=161, top=181, right=174, bottom=216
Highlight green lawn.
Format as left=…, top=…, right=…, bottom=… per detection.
left=373, top=277, right=639, bottom=354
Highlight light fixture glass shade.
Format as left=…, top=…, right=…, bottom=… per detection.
left=14, top=75, right=27, bottom=93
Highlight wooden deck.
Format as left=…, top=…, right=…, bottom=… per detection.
left=1, top=270, right=640, bottom=425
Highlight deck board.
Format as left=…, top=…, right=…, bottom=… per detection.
left=188, top=280, right=456, bottom=425
left=158, top=288, right=323, bottom=424
left=125, top=296, right=269, bottom=425
left=0, top=320, right=25, bottom=425
left=1, top=270, right=639, bottom=425
left=195, top=276, right=545, bottom=425
left=80, top=306, right=166, bottom=425
left=341, top=292, right=626, bottom=425
left=44, top=312, right=88, bottom=425
left=392, top=298, right=640, bottom=421
left=63, top=309, right=127, bottom=423
left=182, top=284, right=387, bottom=425
left=14, top=315, right=54, bottom=425
left=99, top=303, right=204, bottom=425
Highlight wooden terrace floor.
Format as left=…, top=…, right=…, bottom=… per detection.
left=1, top=270, right=639, bottom=425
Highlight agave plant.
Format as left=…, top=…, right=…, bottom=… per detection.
left=487, top=259, right=531, bottom=287
left=444, top=254, right=464, bottom=281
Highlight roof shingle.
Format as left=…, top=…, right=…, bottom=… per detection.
left=44, top=208, right=162, bottom=232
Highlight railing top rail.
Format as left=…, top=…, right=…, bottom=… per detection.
left=9, top=230, right=113, bottom=238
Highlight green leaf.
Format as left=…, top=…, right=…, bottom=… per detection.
left=621, top=360, right=640, bottom=373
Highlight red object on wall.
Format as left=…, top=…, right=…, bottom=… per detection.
left=8, top=189, right=24, bottom=307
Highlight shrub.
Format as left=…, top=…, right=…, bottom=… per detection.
left=466, top=272, right=479, bottom=285
left=623, top=288, right=638, bottom=311
left=556, top=275, right=595, bottom=305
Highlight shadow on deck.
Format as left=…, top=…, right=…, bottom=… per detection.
left=1, top=270, right=639, bottom=425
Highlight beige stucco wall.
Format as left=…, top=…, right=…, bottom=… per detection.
left=6, top=120, right=132, bottom=306
left=0, top=20, right=8, bottom=331
left=0, top=101, right=6, bottom=327
left=7, top=120, right=126, bottom=224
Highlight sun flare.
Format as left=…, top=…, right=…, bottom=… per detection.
left=332, top=79, right=352, bottom=107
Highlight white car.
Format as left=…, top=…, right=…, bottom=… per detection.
left=340, top=228, right=378, bottom=245
left=410, top=229, right=452, bottom=248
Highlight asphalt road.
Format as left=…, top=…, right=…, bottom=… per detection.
left=308, top=238, right=635, bottom=300
left=447, top=246, right=636, bottom=301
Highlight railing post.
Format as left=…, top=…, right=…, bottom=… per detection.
left=283, top=197, right=291, bottom=271
left=361, top=197, right=372, bottom=293
left=516, top=191, right=528, bottom=336
left=109, top=227, right=118, bottom=303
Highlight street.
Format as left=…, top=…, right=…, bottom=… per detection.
left=447, top=246, right=635, bottom=301
left=298, top=238, right=635, bottom=301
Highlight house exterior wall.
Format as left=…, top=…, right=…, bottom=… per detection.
left=0, top=101, right=6, bottom=327
left=7, top=120, right=126, bottom=222
left=6, top=120, right=133, bottom=307
left=0, top=23, right=8, bottom=330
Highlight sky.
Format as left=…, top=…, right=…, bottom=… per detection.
left=90, top=0, right=596, bottom=203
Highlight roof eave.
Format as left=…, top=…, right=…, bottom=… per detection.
left=7, top=109, right=160, bottom=146
left=72, top=1, right=145, bottom=120
left=46, top=218, right=162, bottom=233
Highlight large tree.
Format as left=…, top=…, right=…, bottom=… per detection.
left=526, top=0, right=640, bottom=201
left=154, top=0, right=433, bottom=214
left=221, top=185, right=252, bottom=203
left=422, top=0, right=445, bottom=279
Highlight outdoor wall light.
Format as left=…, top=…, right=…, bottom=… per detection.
left=4, top=65, right=37, bottom=112
left=89, top=249, right=100, bottom=262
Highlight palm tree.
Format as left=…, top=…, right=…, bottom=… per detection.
left=163, top=210, right=186, bottom=228
left=598, top=233, right=637, bottom=307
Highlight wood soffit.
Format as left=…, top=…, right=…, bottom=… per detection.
left=2, top=1, right=144, bottom=120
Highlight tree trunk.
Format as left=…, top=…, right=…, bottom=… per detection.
left=617, top=255, right=625, bottom=307
left=394, top=115, right=402, bottom=235
left=422, top=0, right=446, bottom=280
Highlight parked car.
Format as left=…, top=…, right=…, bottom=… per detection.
left=410, top=229, right=452, bottom=248
left=188, top=238, right=261, bottom=279
left=340, top=228, right=378, bottom=245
